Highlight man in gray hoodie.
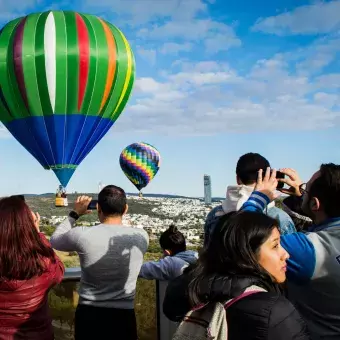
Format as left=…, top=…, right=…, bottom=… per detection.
left=50, top=185, right=149, bottom=340
left=139, top=225, right=198, bottom=281
left=204, top=153, right=296, bottom=246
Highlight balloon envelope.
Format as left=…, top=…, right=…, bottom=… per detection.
left=0, top=10, right=135, bottom=187
left=120, top=142, right=161, bottom=191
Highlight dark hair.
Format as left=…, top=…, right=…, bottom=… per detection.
left=159, top=225, right=186, bottom=255
left=0, top=196, right=56, bottom=280
left=189, top=211, right=278, bottom=306
left=98, top=185, right=127, bottom=216
left=309, top=163, right=340, bottom=218
left=236, top=153, right=270, bottom=185
left=282, top=196, right=313, bottom=232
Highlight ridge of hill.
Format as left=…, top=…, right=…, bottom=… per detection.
left=22, top=192, right=225, bottom=201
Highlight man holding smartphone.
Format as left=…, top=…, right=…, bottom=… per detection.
left=242, top=165, right=340, bottom=339
left=50, top=185, right=149, bottom=340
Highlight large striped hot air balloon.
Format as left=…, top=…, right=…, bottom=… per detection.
left=120, top=142, right=161, bottom=196
left=0, top=10, right=135, bottom=188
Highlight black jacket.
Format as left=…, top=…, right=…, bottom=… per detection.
left=163, top=268, right=309, bottom=340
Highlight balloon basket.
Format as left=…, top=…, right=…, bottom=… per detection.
left=55, top=186, right=68, bottom=207
left=138, top=191, right=143, bottom=198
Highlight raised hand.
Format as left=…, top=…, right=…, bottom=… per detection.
left=74, top=196, right=92, bottom=216
left=254, top=167, right=279, bottom=202
left=277, top=168, right=303, bottom=197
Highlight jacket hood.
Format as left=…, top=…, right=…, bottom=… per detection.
left=175, top=250, right=198, bottom=265
left=282, top=195, right=312, bottom=223
left=0, top=279, right=27, bottom=291
left=196, top=274, right=278, bottom=302
left=221, top=185, right=275, bottom=214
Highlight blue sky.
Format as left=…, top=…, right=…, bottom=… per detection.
left=0, top=0, right=340, bottom=197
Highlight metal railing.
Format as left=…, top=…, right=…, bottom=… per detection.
left=62, top=267, right=82, bottom=281
left=49, top=267, right=178, bottom=340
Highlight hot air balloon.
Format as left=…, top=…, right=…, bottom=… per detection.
left=120, top=142, right=161, bottom=197
left=0, top=10, right=135, bottom=206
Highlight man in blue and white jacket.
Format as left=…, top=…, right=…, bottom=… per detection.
left=242, top=164, right=340, bottom=340
left=139, top=225, right=198, bottom=281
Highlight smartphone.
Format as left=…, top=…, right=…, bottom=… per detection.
left=87, top=199, right=98, bottom=210
left=276, top=171, right=285, bottom=190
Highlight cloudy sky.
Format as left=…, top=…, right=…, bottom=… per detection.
left=0, top=0, right=340, bottom=197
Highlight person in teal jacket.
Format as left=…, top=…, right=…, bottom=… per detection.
left=241, top=165, right=340, bottom=340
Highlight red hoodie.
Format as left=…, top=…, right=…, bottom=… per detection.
left=0, top=234, right=65, bottom=340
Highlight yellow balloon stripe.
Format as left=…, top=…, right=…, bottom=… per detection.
left=112, top=27, right=133, bottom=116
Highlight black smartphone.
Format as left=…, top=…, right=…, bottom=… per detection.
left=276, top=171, right=285, bottom=190
left=87, top=199, right=98, bottom=210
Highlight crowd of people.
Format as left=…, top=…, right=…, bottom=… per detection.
left=0, top=152, right=339, bottom=340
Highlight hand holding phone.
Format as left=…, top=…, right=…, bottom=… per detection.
left=276, top=171, right=285, bottom=190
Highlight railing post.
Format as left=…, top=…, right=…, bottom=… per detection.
left=156, top=280, right=161, bottom=340
left=156, top=280, right=178, bottom=340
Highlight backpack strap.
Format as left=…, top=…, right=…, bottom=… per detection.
left=224, top=286, right=266, bottom=309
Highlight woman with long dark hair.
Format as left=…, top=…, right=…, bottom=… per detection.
left=0, top=196, right=64, bottom=339
left=164, top=211, right=309, bottom=339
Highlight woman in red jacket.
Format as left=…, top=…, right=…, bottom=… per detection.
left=0, top=196, right=65, bottom=340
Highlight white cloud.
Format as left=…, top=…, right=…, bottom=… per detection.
left=252, top=0, right=340, bottom=35
left=314, top=92, right=339, bottom=107
left=83, top=0, right=207, bottom=25
left=172, top=60, right=231, bottom=72
left=169, top=71, right=238, bottom=86
left=316, top=73, right=340, bottom=89
left=134, top=78, right=168, bottom=93
left=140, top=19, right=241, bottom=53
left=116, top=52, right=340, bottom=135
left=204, top=32, right=241, bottom=53
left=82, top=0, right=241, bottom=55
left=77, top=0, right=242, bottom=59
left=137, top=48, right=157, bottom=65
left=0, top=0, right=44, bottom=23
left=263, top=33, right=340, bottom=76
left=160, top=42, right=192, bottom=55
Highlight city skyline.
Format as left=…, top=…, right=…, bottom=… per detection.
left=0, top=0, right=339, bottom=197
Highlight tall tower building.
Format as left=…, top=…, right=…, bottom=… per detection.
left=204, top=175, right=212, bottom=204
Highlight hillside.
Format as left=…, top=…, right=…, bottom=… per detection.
left=25, top=194, right=169, bottom=222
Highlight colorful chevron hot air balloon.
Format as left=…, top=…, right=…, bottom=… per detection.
left=0, top=10, right=135, bottom=188
left=120, top=142, right=161, bottom=195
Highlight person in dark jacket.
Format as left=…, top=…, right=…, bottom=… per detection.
left=163, top=211, right=309, bottom=339
left=0, top=196, right=64, bottom=340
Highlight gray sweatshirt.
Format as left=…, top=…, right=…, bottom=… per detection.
left=50, top=217, right=149, bottom=309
